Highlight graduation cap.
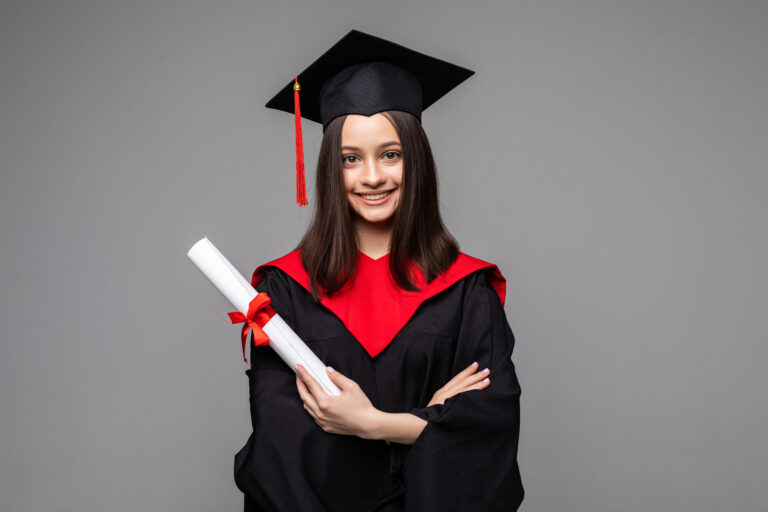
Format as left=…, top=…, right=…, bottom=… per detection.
left=265, top=29, right=475, bottom=206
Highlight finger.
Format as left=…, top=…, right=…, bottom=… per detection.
left=326, top=366, right=357, bottom=392
left=449, top=370, right=490, bottom=397
left=466, top=377, right=490, bottom=390
left=296, top=363, right=329, bottom=401
left=461, top=366, right=490, bottom=386
left=456, top=361, right=480, bottom=379
left=442, top=362, right=482, bottom=394
left=445, top=362, right=480, bottom=387
left=437, top=377, right=490, bottom=405
left=302, top=401, right=318, bottom=421
left=296, top=375, right=320, bottom=411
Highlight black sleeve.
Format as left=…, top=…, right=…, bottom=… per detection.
left=235, top=266, right=403, bottom=512
left=403, top=270, right=524, bottom=511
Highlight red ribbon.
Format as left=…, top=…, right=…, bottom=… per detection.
left=226, top=292, right=276, bottom=364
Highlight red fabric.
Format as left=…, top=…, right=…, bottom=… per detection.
left=293, top=76, right=308, bottom=207
left=250, top=250, right=506, bottom=358
left=226, top=292, right=277, bottom=364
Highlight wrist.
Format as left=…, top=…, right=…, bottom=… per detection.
left=359, top=410, right=428, bottom=445
left=360, top=408, right=387, bottom=441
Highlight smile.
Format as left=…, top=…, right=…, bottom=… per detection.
left=359, top=191, right=391, bottom=200
left=355, top=189, right=396, bottom=205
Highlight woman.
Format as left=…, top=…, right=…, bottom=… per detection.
left=235, top=30, right=524, bottom=511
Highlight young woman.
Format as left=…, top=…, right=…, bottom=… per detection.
left=234, top=30, right=523, bottom=511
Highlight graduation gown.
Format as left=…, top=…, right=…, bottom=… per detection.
left=234, top=250, right=524, bottom=511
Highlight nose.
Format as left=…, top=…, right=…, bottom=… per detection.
left=361, top=158, right=386, bottom=188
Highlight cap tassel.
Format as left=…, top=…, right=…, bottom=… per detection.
left=293, top=76, right=308, bottom=206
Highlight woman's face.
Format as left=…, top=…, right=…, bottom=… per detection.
left=341, top=113, right=403, bottom=226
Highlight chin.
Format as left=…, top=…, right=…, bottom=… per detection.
left=356, top=210, right=396, bottom=225
left=349, top=195, right=399, bottom=225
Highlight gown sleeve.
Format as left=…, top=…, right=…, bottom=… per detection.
left=234, top=266, right=404, bottom=512
left=402, top=269, right=524, bottom=511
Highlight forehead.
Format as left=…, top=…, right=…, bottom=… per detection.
left=341, top=113, right=400, bottom=145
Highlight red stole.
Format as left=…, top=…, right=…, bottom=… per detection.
left=251, top=250, right=506, bottom=358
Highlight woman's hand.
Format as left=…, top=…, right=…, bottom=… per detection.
left=428, top=361, right=490, bottom=406
left=295, top=363, right=380, bottom=439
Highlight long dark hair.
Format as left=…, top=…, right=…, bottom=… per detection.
left=297, top=110, right=459, bottom=302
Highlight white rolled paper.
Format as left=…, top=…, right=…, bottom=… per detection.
left=187, top=237, right=342, bottom=396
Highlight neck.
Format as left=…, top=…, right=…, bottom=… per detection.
left=354, top=217, right=393, bottom=259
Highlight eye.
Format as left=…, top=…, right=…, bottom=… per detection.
left=342, top=154, right=360, bottom=166
left=382, top=151, right=401, bottom=160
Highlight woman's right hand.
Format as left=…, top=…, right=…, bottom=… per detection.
left=427, top=362, right=490, bottom=406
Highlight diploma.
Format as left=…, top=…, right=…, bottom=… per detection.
left=187, top=237, right=342, bottom=396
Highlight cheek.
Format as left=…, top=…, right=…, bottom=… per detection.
left=342, top=171, right=353, bottom=192
left=391, top=164, right=404, bottom=187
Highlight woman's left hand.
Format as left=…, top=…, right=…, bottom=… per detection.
left=295, top=363, right=380, bottom=439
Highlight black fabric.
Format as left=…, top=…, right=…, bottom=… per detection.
left=318, top=61, right=423, bottom=128
left=264, top=29, right=474, bottom=130
left=234, top=265, right=524, bottom=511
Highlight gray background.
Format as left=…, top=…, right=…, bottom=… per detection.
left=1, top=0, right=766, bottom=510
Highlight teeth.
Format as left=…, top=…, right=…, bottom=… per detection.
left=360, top=191, right=390, bottom=200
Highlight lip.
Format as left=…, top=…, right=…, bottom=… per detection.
left=355, top=189, right=396, bottom=206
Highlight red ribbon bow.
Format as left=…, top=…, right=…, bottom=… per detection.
left=226, top=292, right=276, bottom=364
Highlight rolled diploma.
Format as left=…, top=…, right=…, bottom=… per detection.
left=187, top=237, right=341, bottom=396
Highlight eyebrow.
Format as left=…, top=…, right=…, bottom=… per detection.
left=341, top=141, right=401, bottom=151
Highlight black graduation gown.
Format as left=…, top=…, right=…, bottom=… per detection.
left=234, top=263, right=524, bottom=511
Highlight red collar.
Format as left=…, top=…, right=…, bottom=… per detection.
left=251, top=250, right=506, bottom=358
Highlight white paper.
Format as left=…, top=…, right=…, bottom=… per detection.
left=187, top=237, right=341, bottom=396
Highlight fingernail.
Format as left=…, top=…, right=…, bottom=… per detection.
left=482, top=378, right=490, bottom=383
left=327, top=366, right=335, bottom=373
left=483, top=368, right=489, bottom=374
left=472, top=361, right=478, bottom=367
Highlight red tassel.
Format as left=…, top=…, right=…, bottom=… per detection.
left=293, top=76, right=308, bottom=207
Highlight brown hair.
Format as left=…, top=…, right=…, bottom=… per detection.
left=297, top=110, right=459, bottom=301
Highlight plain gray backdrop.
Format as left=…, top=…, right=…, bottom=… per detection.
left=1, top=0, right=766, bottom=511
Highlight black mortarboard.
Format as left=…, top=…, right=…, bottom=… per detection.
left=265, top=29, right=474, bottom=206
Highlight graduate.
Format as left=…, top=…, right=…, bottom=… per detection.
left=234, top=29, right=524, bottom=511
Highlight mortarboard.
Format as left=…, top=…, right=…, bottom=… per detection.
left=265, top=29, right=475, bottom=206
